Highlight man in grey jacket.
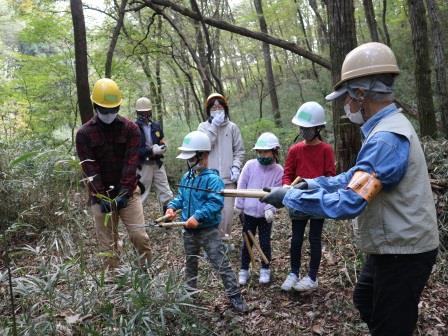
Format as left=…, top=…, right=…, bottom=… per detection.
left=198, top=93, right=245, bottom=244
left=262, top=42, right=439, bottom=336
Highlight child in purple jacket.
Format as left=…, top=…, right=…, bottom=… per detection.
left=234, top=133, right=283, bottom=285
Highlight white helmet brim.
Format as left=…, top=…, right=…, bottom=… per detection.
left=176, top=151, right=196, bottom=160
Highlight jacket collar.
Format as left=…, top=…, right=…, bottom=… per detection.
left=361, top=103, right=397, bottom=139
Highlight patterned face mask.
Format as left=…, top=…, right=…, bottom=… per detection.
left=257, top=156, right=274, bottom=165
left=300, top=127, right=317, bottom=141
left=137, top=111, right=152, bottom=124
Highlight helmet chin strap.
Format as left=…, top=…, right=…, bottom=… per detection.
left=187, top=153, right=203, bottom=177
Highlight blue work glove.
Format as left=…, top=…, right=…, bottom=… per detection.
left=261, top=187, right=289, bottom=208
left=114, top=191, right=129, bottom=210
left=99, top=199, right=112, bottom=213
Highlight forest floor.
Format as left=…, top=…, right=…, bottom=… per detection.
left=2, top=193, right=447, bottom=335
left=141, top=197, right=448, bottom=336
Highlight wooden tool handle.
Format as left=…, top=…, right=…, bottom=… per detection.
left=242, top=232, right=257, bottom=267
left=290, top=176, right=303, bottom=187
left=221, top=189, right=268, bottom=198
left=247, top=231, right=270, bottom=265
left=158, top=221, right=186, bottom=228
left=155, top=209, right=182, bottom=223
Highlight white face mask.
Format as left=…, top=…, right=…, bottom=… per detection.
left=187, top=157, right=204, bottom=172
left=211, top=109, right=225, bottom=118
left=344, top=103, right=365, bottom=125
left=97, top=111, right=118, bottom=124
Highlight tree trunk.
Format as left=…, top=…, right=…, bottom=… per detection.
left=253, top=0, right=281, bottom=126
left=327, top=0, right=359, bottom=172
left=407, top=0, right=437, bottom=138
left=70, top=0, right=93, bottom=124
left=105, top=0, right=128, bottom=78
left=381, top=0, right=391, bottom=46
left=308, top=0, right=328, bottom=49
left=425, top=0, right=448, bottom=136
left=155, top=15, right=164, bottom=126
left=295, top=1, right=320, bottom=80
left=362, top=0, right=380, bottom=42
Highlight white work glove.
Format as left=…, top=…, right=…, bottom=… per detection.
left=211, top=110, right=226, bottom=127
left=234, top=207, right=242, bottom=216
left=230, top=166, right=240, bottom=183
left=152, top=144, right=166, bottom=155
left=264, top=208, right=275, bottom=223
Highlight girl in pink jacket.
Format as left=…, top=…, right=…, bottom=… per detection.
left=234, top=133, right=283, bottom=285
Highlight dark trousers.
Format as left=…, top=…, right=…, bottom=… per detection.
left=353, top=249, right=438, bottom=336
left=290, top=218, right=324, bottom=280
left=241, top=214, right=272, bottom=270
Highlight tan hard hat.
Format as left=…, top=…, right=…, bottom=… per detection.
left=205, top=93, right=227, bottom=107
left=335, top=42, right=400, bottom=89
left=135, top=97, right=152, bottom=111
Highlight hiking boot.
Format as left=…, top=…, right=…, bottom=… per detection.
left=281, top=273, right=298, bottom=291
left=229, top=294, right=249, bottom=313
left=238, top=269, right=250, bottom=285
left=293, top=275, right=318, bottom=292
left=259, top=268, right=271, bottom=284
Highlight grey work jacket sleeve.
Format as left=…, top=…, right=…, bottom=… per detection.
left=231, top=124, right=245, bottom=169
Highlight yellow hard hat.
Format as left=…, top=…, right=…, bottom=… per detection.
left=335, top=42, right=400, bottom=89
left=90, top=78, right=123, bottom=108
left=135, top=97, right=152, bottom=111
left=205, top=93, right=227, bottom=107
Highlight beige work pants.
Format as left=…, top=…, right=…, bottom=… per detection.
left=91, top=188, right=151, bottom=268
left=138, top=163, right=173, bottom=204
left=218, top=183, right=236, bottom=240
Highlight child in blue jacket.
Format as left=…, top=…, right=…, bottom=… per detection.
left=165, top=131, right=248, bottom=313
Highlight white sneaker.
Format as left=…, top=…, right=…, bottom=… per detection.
left=259, top=268, right=271, bottom=284
left=238, top=269, right=250, bottom=285
left=281, top=273, right=298, bottom=291
left=293, top=275, right=318, bottom=291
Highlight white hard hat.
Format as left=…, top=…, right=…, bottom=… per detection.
left=292, top=101, right=326, bottom=127
left=135, top=97, right=152, bottom=111
left=253, top=132, right=280, bottom=150
left=177, top=131, right=211, bottom=159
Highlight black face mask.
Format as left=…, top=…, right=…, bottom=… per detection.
left=300, top=127, right=317, bottom=141
left=137, top=111, right=152, bottom=124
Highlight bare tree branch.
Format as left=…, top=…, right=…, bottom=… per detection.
left=142, top=0, right=331, bottom=69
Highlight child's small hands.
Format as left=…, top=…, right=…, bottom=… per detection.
left=165, top=208, right=177, bottom=221
left=185, top=216, right=199, bottom=229
left=264, top=209, right=274, bottom=223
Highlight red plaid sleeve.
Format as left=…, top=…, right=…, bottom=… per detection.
left=75, top=124, right=106, bottom=195
left=119, top=120, right=141, bottom=194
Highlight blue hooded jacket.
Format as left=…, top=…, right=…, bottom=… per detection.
left=168, top=168, right=224, bottom=230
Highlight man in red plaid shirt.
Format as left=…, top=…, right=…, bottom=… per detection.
left=76, top=78, right=151, bottom=269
